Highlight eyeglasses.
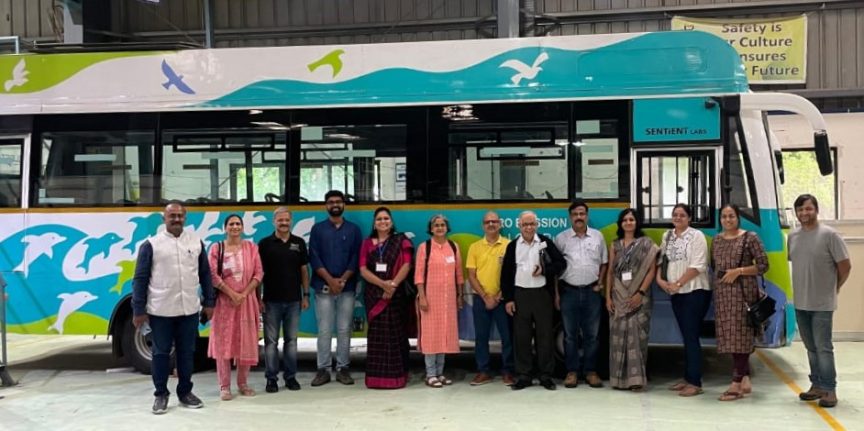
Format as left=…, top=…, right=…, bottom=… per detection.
left=483, top=220, right=501, bottom=225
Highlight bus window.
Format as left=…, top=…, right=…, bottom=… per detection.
left=726, top=117, right=759, bottom=222
left=449, top=125, right=568, bottom=200
left=37, top=131, right=154, bottom=206
left=573, top=119, right=621, bottom=199
left=0, top=138, right=22, bottom=207
left=162, top=130, right=286, bottom=204
left=299, top=124, right=407, bottom=202
left=637, top=150, right=716, bottom=226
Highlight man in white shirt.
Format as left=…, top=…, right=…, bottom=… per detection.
left=555, top=200, right=608, bottom=388
left=132, top=202, right=216, bottom=414
left=501, top=211, right=566, bottom=390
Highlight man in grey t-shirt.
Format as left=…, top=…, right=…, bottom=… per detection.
left=787, top=194, right=851, bottom=408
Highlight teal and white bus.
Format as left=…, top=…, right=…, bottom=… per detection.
left=0, top=30, right=832, bottom=372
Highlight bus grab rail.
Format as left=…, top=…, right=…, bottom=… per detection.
left=740, top=92, right=833, bottom=176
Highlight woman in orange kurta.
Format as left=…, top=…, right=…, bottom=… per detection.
left=415, top=214, right=464, bottom=388
left=208, top=214, right=263, bottom=401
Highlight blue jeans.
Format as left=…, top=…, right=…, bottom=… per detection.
left=670, top=289, right=712, bottom=387
left=560, top=286, right=602, bottom=375
left=264, top=301, right=301, bottom=381
left=472, top=295, right=514, bottom=375
left=315, top=290, right=354, bottom=371
left=149, top=314, right=198, bottom=397
left=424, top=353, right=446, bottom=377
left=795, top=309, right=836, bottom=391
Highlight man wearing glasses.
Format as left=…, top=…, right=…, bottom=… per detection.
left=466, top=212, right=514, bottom=386
left=501, top=211, right=566, bottom=390
left=309, top=190, right=363, bottom=386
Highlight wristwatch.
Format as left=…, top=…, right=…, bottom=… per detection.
left=637, top=290, right=646, bottom=296
left=303, top=291, right=310, bottom=298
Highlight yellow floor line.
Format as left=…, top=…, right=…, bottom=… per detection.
left=755, top=350, right=846, bottom=431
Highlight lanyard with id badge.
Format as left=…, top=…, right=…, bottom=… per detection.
left=375, top=238, right=390, bottom=274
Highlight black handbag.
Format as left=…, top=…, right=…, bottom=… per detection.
left=747, top=293, right=777, bottom=328
left=736, top=233, right=776, bottom=328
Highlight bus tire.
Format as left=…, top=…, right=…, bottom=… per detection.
left=121, top=314, right=155, bottom=374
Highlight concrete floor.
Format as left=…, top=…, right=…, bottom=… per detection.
left=0, top=335, right=861, bottom=431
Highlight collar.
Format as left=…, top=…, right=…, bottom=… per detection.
left=568, top=228, right=596, bottom=239
left=519, top=235, right=541, bottom=245
left=485, top=236, right=505, bottom=246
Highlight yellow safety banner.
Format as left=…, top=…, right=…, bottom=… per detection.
left=672, top=15, right=807, bottom=84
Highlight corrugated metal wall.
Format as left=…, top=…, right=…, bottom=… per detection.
left=0, top=0, right=59, bottom=44
left=0, top=0, right=861, bottom=104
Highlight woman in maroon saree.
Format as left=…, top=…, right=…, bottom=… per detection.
left=359, top=207, right=414, bottom=389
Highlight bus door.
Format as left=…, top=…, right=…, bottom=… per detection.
left=632, top=146, right=721, bottom=344
left=0, top=135, right=28, bottom=272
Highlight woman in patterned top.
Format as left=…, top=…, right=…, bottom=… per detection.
left=711, top=204, right=769, bottom=401
left=208, top=214, right=263, bottom=401
left=414, top=214, right=464, bottom=388
left=656, top=203, right=711, bottom=397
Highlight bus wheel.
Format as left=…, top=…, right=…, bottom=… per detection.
left=121, top=314, right=154, bottom=374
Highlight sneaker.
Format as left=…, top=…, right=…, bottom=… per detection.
left=501, top=373, right=515, bottom=387
left=564, top=372, right=579, bottom=388
left=152, top=395, right=168, bottom=415
left=311, top=369, right=331, bottom=387
left=586, top=372, right=604, bottom=388
left=266, top=379, right=279, bottom=393
left=470, top=373, right=493, bottom=386
left=178, top=392, right=203, bottom=409
left=285, top=377, right=301, bottom=391
left=818, top=391, right=838, bottom=408
left=336, top=368, right=355, bottom=385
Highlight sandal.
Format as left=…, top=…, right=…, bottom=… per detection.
left=668, top=381, right=687, bottom=391
left=425, top=376, right=443, bottom=388
left=719, top=391, right=743, bottom=401
left=678, top=384, right=704, bottom=397
left=741, top=377, right=752, bottom=395
left=220, top=388, right=233, bottom=401
left=438, top=375, right=453, bottom=386
left=238, top=386, right=255, bottom=397
left=629, top=385, right=645, bottom=392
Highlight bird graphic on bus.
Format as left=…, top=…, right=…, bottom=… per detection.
left=77, top=233, right=123, bottom=273
left=14, top=232, right=67, bottom=277
left=48, top=291, right=98, bottom=335
left=160, top=59, right=196, bottom=95
left=307, top=49, right=345, bottom=78
left=3, top=58, right=28, bottom=92
left=499, top=52, right=550, bottom=85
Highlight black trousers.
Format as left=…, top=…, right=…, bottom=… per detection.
left=513, top=286, right=555, bottom=380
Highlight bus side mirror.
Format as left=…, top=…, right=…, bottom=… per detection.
left=814, top=131, right=832, bottom=176
left=773, top=150, right=785, bottom=184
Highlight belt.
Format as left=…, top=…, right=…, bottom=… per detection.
left=561, top=280, right=598, bottom=289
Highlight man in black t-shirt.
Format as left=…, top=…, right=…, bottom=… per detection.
left=258, top=207, right=310, bottom=393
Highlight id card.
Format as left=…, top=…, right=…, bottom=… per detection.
left=622, top=271, right=633, bottom=281
left=444, top=256, right=456, bottom=264
left=376, top=263, right=388, bottom=272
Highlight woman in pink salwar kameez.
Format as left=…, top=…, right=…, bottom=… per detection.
left=208, top=214, right=263, bottom=401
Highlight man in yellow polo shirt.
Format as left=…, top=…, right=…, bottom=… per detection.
left=466, top=211, right=514, bottom=386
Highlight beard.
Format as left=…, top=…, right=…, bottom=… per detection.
left=327, top=206, right=344, bottom=217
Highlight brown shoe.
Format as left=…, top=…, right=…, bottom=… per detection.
left=586, top=372, right=603, bottom=388
left=564, top=372, right=579, bottom=388
left=470, top=373, right=493, bottom=386
left=501, top=373, right=515, bottom=386
left=799, top=385, right=826, bottom=401
left=818, top=391, right=838, bottom=408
